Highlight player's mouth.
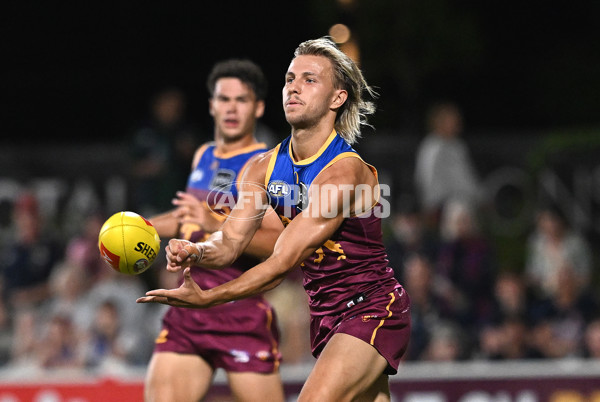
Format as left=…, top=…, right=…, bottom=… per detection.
left=285, top=97, right=303, bottom=108
left=223, top=118, right=239, bottom=127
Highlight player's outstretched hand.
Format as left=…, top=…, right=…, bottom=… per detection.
left=165, top=238, right=203, bottom=272
left=136, top=267, right=209, bottom=308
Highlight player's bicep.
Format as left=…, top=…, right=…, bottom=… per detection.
left=218, top=151, right=273, bottom=251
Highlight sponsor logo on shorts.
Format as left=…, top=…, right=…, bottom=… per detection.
left=256, top=350, right=271, bottom=361
left=230, top=349, right=250, bottom=363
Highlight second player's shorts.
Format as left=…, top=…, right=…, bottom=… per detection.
left=154, top=297, right=281, bottom=373
left=310, top=287, right=411, bottom=375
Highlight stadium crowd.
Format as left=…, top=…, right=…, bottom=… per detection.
left=0, top=100, right=599, bottom=375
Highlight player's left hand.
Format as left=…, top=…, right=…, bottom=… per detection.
left=136, top=267, right=210, bottom=308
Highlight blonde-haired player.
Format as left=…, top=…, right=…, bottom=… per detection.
left=140, top=38, right=411, bottom=402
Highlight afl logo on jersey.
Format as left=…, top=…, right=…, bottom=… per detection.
left=268, top=181, right=291, bottom=197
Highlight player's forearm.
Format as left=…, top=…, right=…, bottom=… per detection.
left=149, top=211, right=180, bottom=238
left=195, top=231, right=244, bottom=269
left=203, top=255, right=289, bottom=306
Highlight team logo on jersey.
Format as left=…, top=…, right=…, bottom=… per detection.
left=267, top=181, right=291, bottom=197
left=297, top=182, right=309, bottom=211
left=210, top=169, right=236, bottom=192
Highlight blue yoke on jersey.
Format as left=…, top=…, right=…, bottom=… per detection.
left=264, top=130, right=400, bottom=316
left=181, top=142, right=268, bottom=289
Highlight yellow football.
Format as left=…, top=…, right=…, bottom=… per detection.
left=98, top=211, right=161, bottom=275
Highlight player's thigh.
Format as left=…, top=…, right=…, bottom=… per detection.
left=227, top=371, right=285, bottom=402
left=145, top=351, right=214, bottom=402
left=298, top=333, right=390, bottom=402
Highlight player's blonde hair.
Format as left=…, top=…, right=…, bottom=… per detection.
left=294, top=37, right=377, bottom=145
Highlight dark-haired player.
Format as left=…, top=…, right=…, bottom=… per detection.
left=144, top=59, right=285, bottom=402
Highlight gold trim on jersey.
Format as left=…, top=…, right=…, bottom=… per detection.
left=264, top=143, right=281, bottom=188
left=191, top=143, right=212, bottom=168
left=288, top=129, right=337, bottom=165
left=213, top=142, right=267, bottom=159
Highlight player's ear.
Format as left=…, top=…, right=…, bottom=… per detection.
left=209, top=98, right=215, bottom=117
left=331, top=89, right=348, bottom=110
left=255, top=100, right=265, bottom=119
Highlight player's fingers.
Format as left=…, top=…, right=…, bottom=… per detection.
left=181, top=244, right=200, bottom=263
left=136, top=295, right=187, bottom=307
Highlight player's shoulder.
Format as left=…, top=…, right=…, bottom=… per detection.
left=248, top=145, right=279, bottom=166
left=190, top=142, right=216, bottom=167
left=316, top=154, right=375, bottom=186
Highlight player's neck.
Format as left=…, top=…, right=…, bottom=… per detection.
left=290, top=124, right=335, bottom=162
left=214, top=132, right=257, bottom=154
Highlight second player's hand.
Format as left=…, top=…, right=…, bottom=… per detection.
left=172, top=191, right=206, bottom=224
left=165, top=239, right=203, bottom=272
left=136, top=267, right=210, bottom=308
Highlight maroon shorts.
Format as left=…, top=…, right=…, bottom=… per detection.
left=310, top=287, right=411, bottom=375
left=154, top=297, right=281, bottom=373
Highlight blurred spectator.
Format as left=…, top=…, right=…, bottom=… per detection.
left=436, top=199, right=497, bottom=332
left=525, top=203, right=592, bottom=300
left=62, top=211, right=107, bottom=281
left=401, top=253, right=458, bottom=361
left=583, top=318, right=600, bottom=359
left=478, top=316, right=541, bottom=360
left=74, top=266, right=152, bottom=365
left=35, top=313, right=85, bottom=369
left=43, top=258, right=92, bottom=333
left=420, top=321, right=465, bottom=361
left=528, top=265, right=599, bottom=358
left=385, top=199, right=439, bottom=283
left=81, top=300, right=129, bottom=370
left=414, top=101, right=481, bottom=229
left=0, top=192, right=63, bottom=324
left=477, top=272, right=543, bottom=360
left=484, top=272, right=537, bottom=327
left=129, top=87, right=203, bottom=216
left=8, top=308, right=38, bottom=366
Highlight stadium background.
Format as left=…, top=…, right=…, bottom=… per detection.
left=2, top=1, right=600, bottom=401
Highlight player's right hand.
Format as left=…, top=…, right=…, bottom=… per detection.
left=136, top=267, right=211, bottom=308
left=165, top=239, right=203, bottom=272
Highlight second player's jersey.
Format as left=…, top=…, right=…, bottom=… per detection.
left=265, top=130, right=401, bottom=316
left=180, top=142, right=268, bottom=291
